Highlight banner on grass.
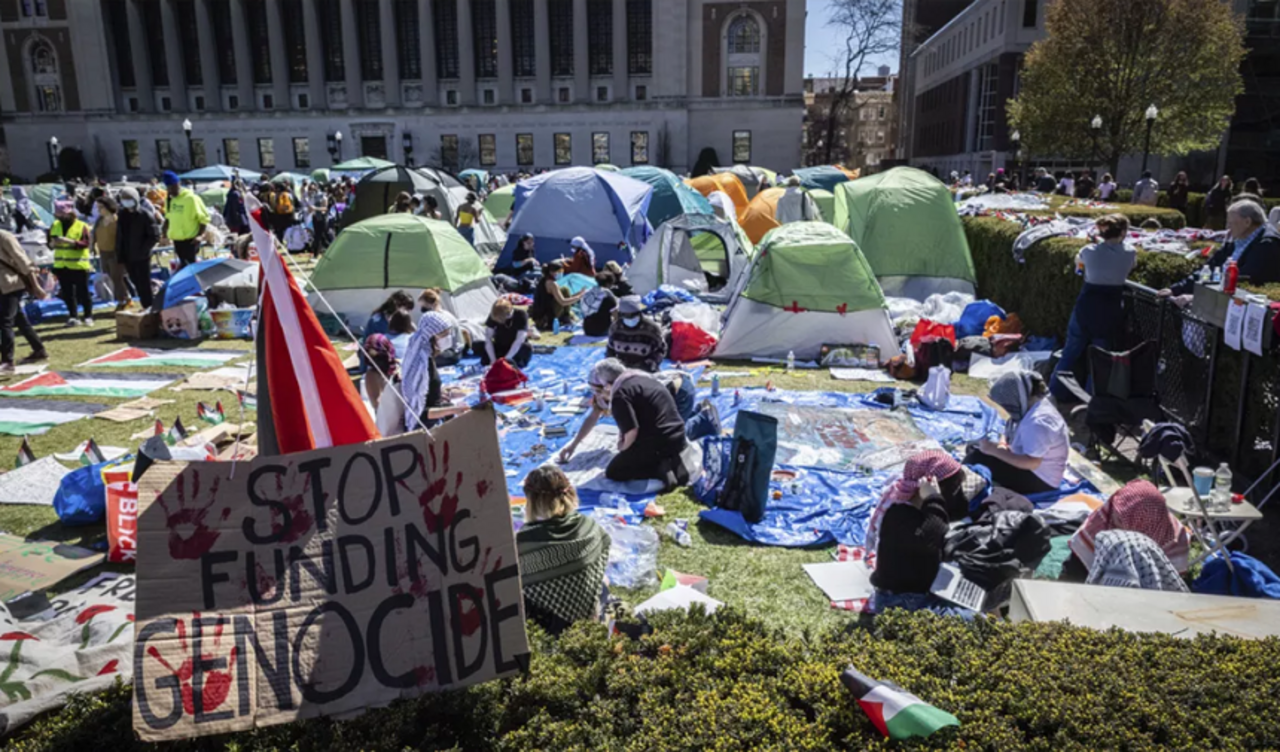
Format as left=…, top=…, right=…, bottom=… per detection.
left=132, top=407, right=526, bottom=741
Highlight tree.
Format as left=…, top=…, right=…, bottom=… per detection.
left=1008, top=0, right=1245, bottom=181
left=806, top=0, right=901, bottom=167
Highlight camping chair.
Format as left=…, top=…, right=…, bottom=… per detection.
left=1056, top=341, right=1162, bottom=462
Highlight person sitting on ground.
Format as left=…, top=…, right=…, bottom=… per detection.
left=516, top=464, right=612, bottom=635
left=966, top=371, right=1069, bottom=495
left=604, top=260, right=633, bottom=297
left=497, top=233, right=540, bottom=279
left=482, top=298, right=533, bottom=368
left=1059, top=479, right=1191, bottom=585
left=558, top=358, right=695, bottom=489
left=1074, top=170, right=1096, bottom=200
left=866, top=451, right=992, bottom=536
left=386, top=309, right=415, bottom=352
left=363, top=333, right=397, bottom=413
left=418, top=288, right=463, bottom=366
left=580, top=271, right=619, bottom=337
left=529, top=260, right=584, bottom=331
left=563, top=236, right=597, bottom=278
left=1034, top=167, right=1057, bottom=194
left=607, top=296, right=666, bottom=373
left=362, top=291, right=415, bottom=405
left=653, top=370, right=722, bottom=442
left=1162, top=199, right=1280, bottom=307
left=399, top=311, right=470, bottom=433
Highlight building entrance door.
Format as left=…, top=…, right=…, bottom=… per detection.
left=362, top=136, right=388, bottom=159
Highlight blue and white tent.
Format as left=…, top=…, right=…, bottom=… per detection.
left=496, top=167, right=654, bottom=268
left=620, top=166, right=713, bottom=228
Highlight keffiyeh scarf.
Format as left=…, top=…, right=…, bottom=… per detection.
left=1069, top=479, right=1191, bottom=573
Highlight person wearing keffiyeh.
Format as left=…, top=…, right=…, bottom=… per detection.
left=1060, top=479, right=1191, bottom=584
left=399, top=311, right=457, bottom=432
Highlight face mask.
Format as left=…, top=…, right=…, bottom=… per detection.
left=622, top=316, right=640, bottom=328
left=121, top=200, right=137, bottom=209
left=551, top=273, right=561, bottom=281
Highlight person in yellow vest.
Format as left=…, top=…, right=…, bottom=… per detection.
left=48, top=200, right=94, bottom=326
left=161, top=171, right=210, bottom=268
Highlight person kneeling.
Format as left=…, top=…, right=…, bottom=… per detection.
left=516, top=465, right=612, bottom=635
left=966, top=371, right=1069, bottom=495
left=558, top=358, right=696, bottom=490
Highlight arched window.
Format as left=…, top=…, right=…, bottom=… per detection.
left=27, top=38, right=62, bottom=112
left=30, top=40, right=56, bottom=75
left=727, top=15, right=760, bottom=54
left=725, top=13, right=763, bottom=97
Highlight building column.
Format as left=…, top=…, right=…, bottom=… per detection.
left=159, top=0, right=187, bottom=109
left=573, top=0, right=588, bottom=102
left=457, top=0, right=476, bottom=105
left=495, top=0, right=512, bottom=103
left=419, top=0, right=438, bottom=105
left=229, top=0, right=254, bottom=109
left=379, top=0, right=400, bottom=106
left=612, top=0, right=627, bottom=101
left=125, top=0, right=154, bottom=112
left=195, top=0, right=221, bottom=111
left=340, top=0, right=364, bottom=107
left=301, top=0, right=325, bottom=107
left=266, top=0, right=291, bottom=108
left=533, top=0, right=551, bottom=102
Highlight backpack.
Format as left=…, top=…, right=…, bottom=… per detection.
left=482, top=357, right=528, bottom=395
left=276, top=191, right=294, bottom=214
left=913, top=335, right=955, bottom=375
left=715, top=410, right=777, bottom=524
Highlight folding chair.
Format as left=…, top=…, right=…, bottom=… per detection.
left=1056, top=341, right=1162, bottom=462
left=1155, top=452, right=1267, bottom=570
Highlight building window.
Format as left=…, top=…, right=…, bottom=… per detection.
left=191, top=139, right=207, bottom=168
left=596, top=86, right=608, bottom=102
left=549, top=0, right=574, bottom=76
left=175, top=0, right=203, bottom=85
left=298, top=92, right=310, bottom=108
left=258, top=138, right=276, bottom=169
left=516, top=134, right=534, bottom=166
left=293, top=137, right=311, bottom=167
left=630, top=131, right=649, bottom=164
left=440, top=134, right=459, bottom=171
left=588, top=0, right=613, bottom=75
left=512, top=0, right=536, bottom=77
left=27, top=39, right=62, bottom=112
left=355, top=0, right=382, bottom=81
left=156, top=139, right=173, bottom=170
left=878, top=106, right=885, bottom=119
left=592, top=133, right=610, bottom=164
left=224, top=138, right=241, bottom=167
left=446, top=89, right=458, bottom=105
left=554, top=133, right=572, bottom=165
left=160, top=95, right=172, bottom=111
left=521, top=87, right=533, bottom=103
left=194, top=95, right=206, bottom=111
left=635, top=84, right=647, bottom=100
left=123, top=140, right=140, bottom=170
left=473, top=0, right=498, bottom=79
left=209, top=0, right=237, bottom=84
left=558, top=86, right=571, bottom=103
left=228, top=94, right=239, bottom=110
left=627, top=0, right=652, bottom=75
left=728, top=66, right=759, bottom=97
left=281, top=0, right=309, bottom=83
left=435, top=0, right=460, bottom=79
left=318, top=0, right=345, bottom=82
left=973, top=62, right=998, bottom=151
left=139, top=0, right=169, bottom=87
left=479, top=134, right=496, bottom=166
left=483, top=88, right=495, bottom=104
left=732, top=130, right=751, bottom=163
left=727, top=15, right=760, bottom=54
left=105, top=0, right=135, bottom=89
left=247, top=0, right=272, bottom=84
left=394, top=0, right=421, bottom=79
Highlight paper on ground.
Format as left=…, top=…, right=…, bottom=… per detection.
left=548, top=425, right=664, bottom=494
left=829, top=367, right=895, bottom=383
left=803, top=560, right=875, bottom=602
left=0, top=457, right=70, bottom=506
left=0, top=533, right=103, bottom=602
left=968, top=351, right=1054, bottom=380
left=635, top=585, right=723, bottom=616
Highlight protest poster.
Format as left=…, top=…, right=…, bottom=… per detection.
left=0, top=534, right=103, bottom=603
left=132, top=407, right=527, bottom=741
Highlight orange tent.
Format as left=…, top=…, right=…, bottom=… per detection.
left=687, top=173, right=749, bottom=219
left=834, top=165, right=861, bottom=180
left=740, top=188, right=785, bottom=244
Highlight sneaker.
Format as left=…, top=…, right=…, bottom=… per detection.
left=84, top=317, right=94, bottom=326
left=66, top=318, right=80, bottom=327
left=0, top=363, right=13, bottom=375
left=19, top=350, right=48, bottom=364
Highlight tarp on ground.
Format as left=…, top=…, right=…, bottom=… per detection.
left=80, top=347, right=242, bottom=368
left=793, top=166, right=854, bottom=192
left=630, top=214, right=751, bottom=301
left=178, top=164, right=261, bottom=182
left=687, top=173, right=749, bottom=220
left=0, top=397, right=107, bottom=435
left=717, top=221, right=897, bottom=361
left=0, top=371, right=179, bottom=398
left=498, top=167, right=653, bottom=268
left=308, top=213, right=498, bottom=329
left=740, top=187, right=822, bottom=244
left=621, top=166, right=714, bottom=228
left=833, top=166, right=977, bottom=300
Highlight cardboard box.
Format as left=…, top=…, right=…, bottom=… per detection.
left=116, top=310, right=160, bottom=340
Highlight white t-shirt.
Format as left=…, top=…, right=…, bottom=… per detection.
left=1009, top=399, right=1070, bottom=487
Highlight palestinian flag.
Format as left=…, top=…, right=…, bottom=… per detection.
left=840, top=665, right=959, bottom=741
left=0, top=398, right=109, bottom=436
left=80, top=438, right=107, bottom=466
left=15, top=437, right=35, bottom=467
left=197, top=401, right=225, bottom=425
left=80, top=347, right=242, bottom=369
left=0, top=371, right=179, bottom=399
left=166, top=417, right=188, bottom=446
left=153, top=418, right=165, bottom=437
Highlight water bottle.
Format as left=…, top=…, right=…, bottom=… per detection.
left=786, top=350, right=796, bottom=373
left=553, top=317, right=561, bottom=334
left=665, top=521, right=692, bottom=548
left=1212, top=463, right=1233, bottom=512
left=534, top=392, right=545, bottom=412
left=1211, top=267, right=1222, bottom=285
left=711, top=374, right=720, bottom=397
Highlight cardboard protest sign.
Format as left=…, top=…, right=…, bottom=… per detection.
left=132, top=407, right=527, bottom=741
left=0, top=534, right=103, bottom=603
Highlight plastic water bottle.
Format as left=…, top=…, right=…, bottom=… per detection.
left=786, top=350, right=796, bottom=373
left=711, top=374, right=720, bottom=397
left=1212, top=463, right=1233, bottom=512
left=665, top=521, right=692, bottom=548
left=553, top=317, right=561, bottom=334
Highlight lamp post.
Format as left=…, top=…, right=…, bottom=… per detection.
left=402, top=131, right=414, bottom=167
left=1090, top=114, right=1102, bottom=176
left=182, top=118, right=194, bottom=168
left=328, top=130, right=343, bottom=163
left=1010, top=129, right=1023, bottom=190
left=47, top=136, right=60, bottom=174
left=1140, top=104, right=1158, bottom=175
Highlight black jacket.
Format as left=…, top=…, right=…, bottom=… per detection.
left=1172, top=226, right=1280, bottom=295
left=870, top=499, right=949, bottom=594
left=115, top=209, right=160, bottom=266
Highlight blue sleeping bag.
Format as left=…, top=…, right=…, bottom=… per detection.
left=955, top=300, right=1006, bottom=339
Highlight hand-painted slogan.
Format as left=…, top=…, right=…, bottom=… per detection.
left=131, top=407, right=527, bottom=741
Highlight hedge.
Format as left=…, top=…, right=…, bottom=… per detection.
left=12, top=609, right=1280, bottom=751
left=1037, top=197, right=1187, bottom=230
left=964, top=216, right=1201, bottom=339
left=1111, top=190, right=1280, bottom=229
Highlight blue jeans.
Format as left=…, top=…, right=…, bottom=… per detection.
left=1050, top=284, right=1123, bottom=401
left=871, top=590, right=976, bottom=620
left=666, top=372, right=717, bottom=441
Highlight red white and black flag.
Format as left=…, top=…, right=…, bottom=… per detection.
left=840, top=665, right=959, bottom=741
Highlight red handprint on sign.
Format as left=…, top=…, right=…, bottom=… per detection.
left=145, top=615, right=238, bottom=717
left=268, top=465, right=316, bottom=544
left=416, top=441, right=462, bottom=534
left=154, top=471, right=227, bottom=560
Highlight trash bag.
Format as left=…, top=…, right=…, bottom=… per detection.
left=669, top=321, right=717, bottom=362
left=53, top=461, right=111, bottom=526
left=592, top=514, right=660, bottom=588
left=920, top=366, right=951, bottom=410
left=670, top=302, right=721, bottom=336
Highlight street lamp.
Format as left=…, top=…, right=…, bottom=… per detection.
left=328, top=130, right=343, bottom=162
left=47, top=136, right=60, bottom=174
left=1010, top=129, right=1024, bottom=190
left=1141, top=104, right=1158, bottom=175
left=402, top=131, right=414, bottom=167
left=182, top=118, right=194, bottom=168
left=1090, top=114, right=1102, bottom=177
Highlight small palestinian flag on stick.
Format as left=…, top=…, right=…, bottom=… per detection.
left=15, top=437, right=35, bottom=467
left=165, top=416, right=189, bottom=446
left=80, top=438, right=107, bottom=467
left=840, top=665, right=959, bottom=741
left=197, top=401, right=225, bottom=425
left=153, top=419, right=165, bottom=437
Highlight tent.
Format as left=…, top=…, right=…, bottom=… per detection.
left=161, top=257, right=258, bottom=309
left=331, top=156, right=395, bottom=173
left=179, top=164, right=262, bottom=182
left=809, top=188, right=835, bottom=223
left=739, top=187, right=822, bottom=244
left=414, top=166, right=465, bottom=189
left=458, top=168, right=488, bottom=189
left=687, top=173, right=749, bottom=220
left=344, top=164, right=444, bottom=225
left=197, top=185, right=229, bottom=210
left=793, top=166, right=854, bottom=192
left=272, top=172, right=311, bottom=187
left=484, top=183, right=515, bottom=222
left=595, top=163, right=620, bottom=172
left=629, top=214, right=752, bottom=302
left=621, top=166, right=714, bottom=228
left=307, top=214, right=498, bottom=329
left=497, top=167, right=653, bottom=268
left=716, top=222, right=896, bottom=361
left=311, top=168, right=331, bottom=183
left=832, top=166, right=977, bottom=299
left=711, top=165, right=771, bottom=199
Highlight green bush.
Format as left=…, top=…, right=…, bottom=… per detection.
left=13, top=609, right=1280, bottom=751
left=1111, top=190, right=1280, bottom=228
left=964, top=217, right=1201, bottom=338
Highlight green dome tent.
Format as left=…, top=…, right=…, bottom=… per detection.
left=331, top=156, right=395, bottom=173
left=484, top=183, right=515, bottom=222
left=307, top=214, right=498, bottom=331
left=808, top=188, right=835, bottom=224
left=716, top=222, right=896, bottom=361
left=832, top=167, right=976, bottom=300
left=345, top=165, right=444, bottom=225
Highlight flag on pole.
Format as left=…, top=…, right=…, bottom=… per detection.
left=153, top=419, right=164, bottom=437
left=166, top=416, right=188, bottom=446
left=15, top=436, right=34, bottom=467
left=248, top=196, right=377, bottom=455
left=80, top=438, right=107, bottom=467
left=197, top=401, right=225, bottom=425
left=840, top=665, right=959, bottom=741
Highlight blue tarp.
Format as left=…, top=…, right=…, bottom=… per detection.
left=793, top=166, right=853, bottom=192
left=620, top=166, right=714, bottom=228
left=497, top=167, right=654, bottom=268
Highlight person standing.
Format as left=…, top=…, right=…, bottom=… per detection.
left=1097, top=173, right=1118, bottom=201
left=1167, top=172, right=1190, bottom=217
left=161, top=171, right=209, bottom=268
left=91, top=196, right=132, bottom=311
left=309, top=188, right=329, bottom=255
left=1133, top=171, right=1159, bottom=206
left=0, top=229, right=47, bottom=371
left=115, top=187, right=160, bottom=311
left=455, top=192, right=481, bottom=245
left=223, top=180, right=249, bottom=236
left=48, top=201, right=93, bottom=325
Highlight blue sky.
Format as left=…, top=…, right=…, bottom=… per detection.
left=804, top=0, right=901, bottom=78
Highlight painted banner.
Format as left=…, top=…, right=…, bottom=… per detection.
left=132, top=407, right=527, bottom=741
left=756, top=405, right=941, bottom=471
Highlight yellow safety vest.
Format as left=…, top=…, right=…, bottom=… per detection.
left=51, top=219, right=91, bottom=271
